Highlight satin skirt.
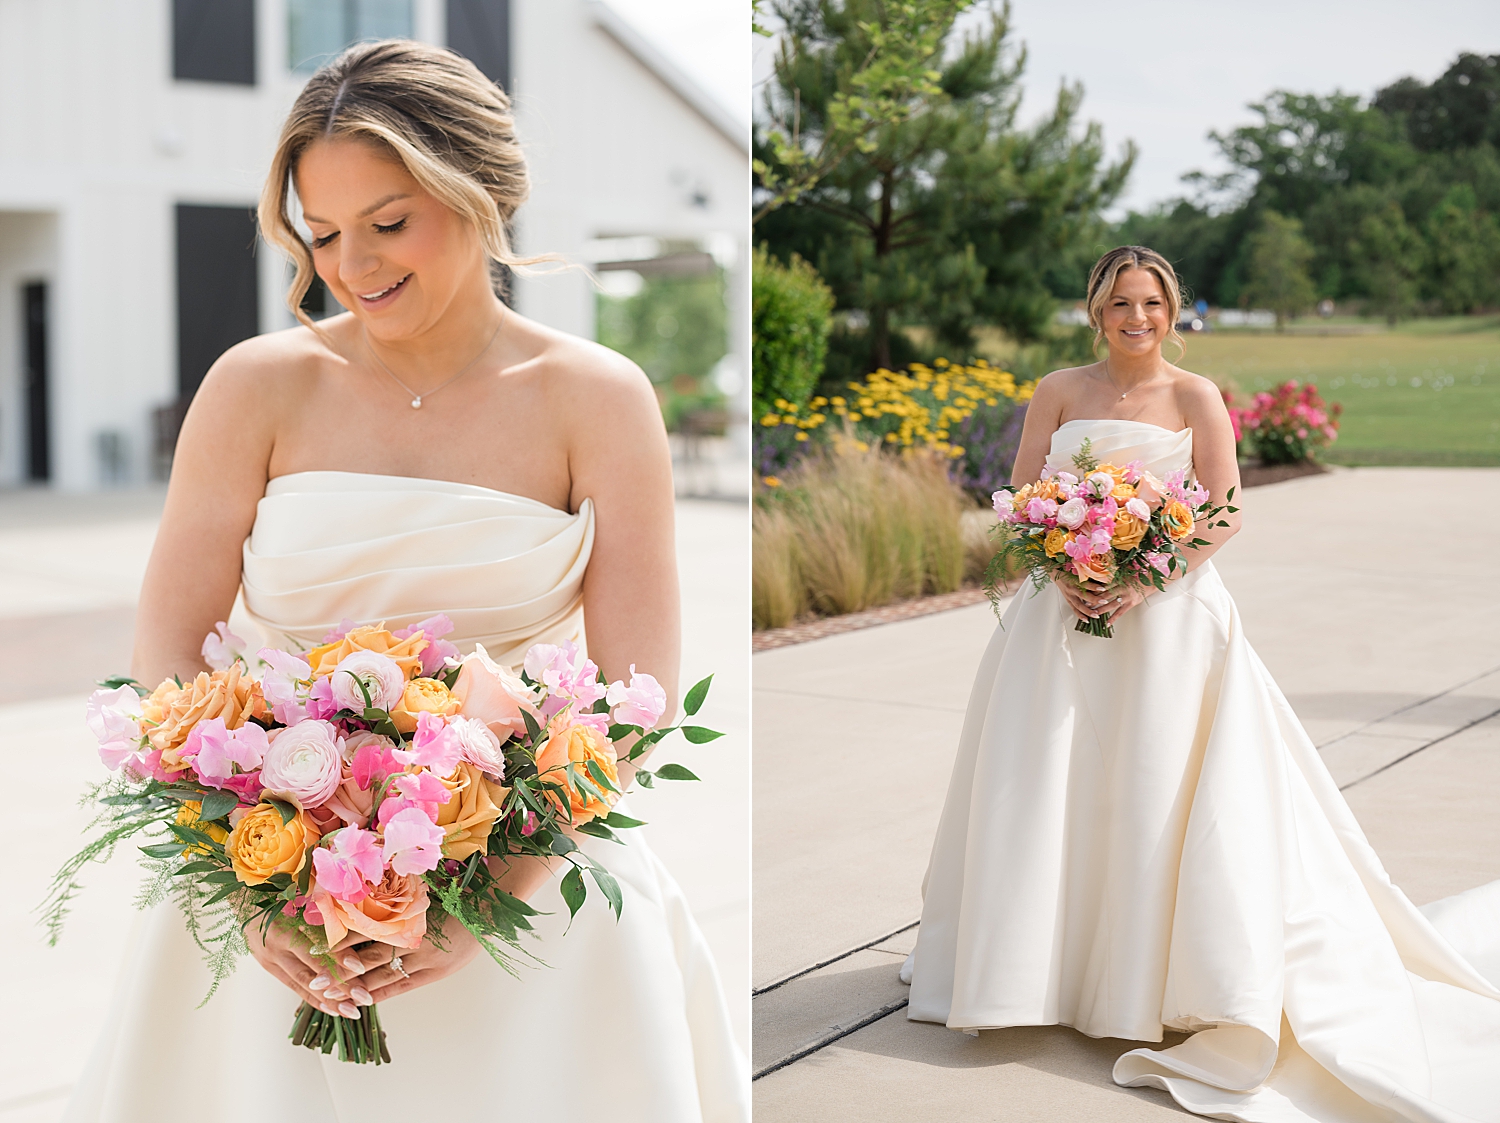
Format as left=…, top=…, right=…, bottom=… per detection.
left=66, top=817, right=749, bottom=1123
left=905, top=563, right=1500, bottom=1122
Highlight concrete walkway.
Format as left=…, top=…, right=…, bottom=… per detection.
left=0, top=489, right=748, bottom=1122
left=752, top=467, right=1500, bottom=1120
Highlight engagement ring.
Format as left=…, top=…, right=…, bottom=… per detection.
left=390, top=955, right=410, bottom=979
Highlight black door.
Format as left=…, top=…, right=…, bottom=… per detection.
left=447, top=0, right=510, bottom=91
left=176, top=203, right=261, bottom=402
left=23, top=281, right=48, bottom=482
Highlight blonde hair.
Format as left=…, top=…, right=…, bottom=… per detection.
left=258, top=39, right=544, bottom=330
left=1085, top=245, right=1186, bottom=359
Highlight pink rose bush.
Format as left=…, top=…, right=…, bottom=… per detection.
left=1223, top=380, right=1341, bottom=465
left=53, top=618, right=721, bottom=1066
left=987, top=438, right=1236, bottom=638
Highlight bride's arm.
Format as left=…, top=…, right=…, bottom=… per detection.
left=1170, top=374, right=1243, bottom=574
left=1009, top=371, right=1068, bottom=485
left=132, top=344, right=279, bottom=686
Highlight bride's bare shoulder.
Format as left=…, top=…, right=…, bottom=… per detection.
left=193, top=319, right=344, bottom=410
left=1030, top=364, right=1099, bottom=408
left=521, top=317, right=659, bottom=418
left=1167, top=366, right=1228, bottom=415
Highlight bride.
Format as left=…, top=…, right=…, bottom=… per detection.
left=66, top=40, right=747, bottom=1122
left=902, top=245, right=1500, bottom=1121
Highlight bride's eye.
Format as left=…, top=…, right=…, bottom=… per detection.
left=375, top=218, right=407, bottom=235
left=310, top=231, right=337, bottom=249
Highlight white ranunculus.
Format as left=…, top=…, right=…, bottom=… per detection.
left=449, top=715, right=506, bottom=779
left=330, top=650, right=405, bottom=713
left=1056, top=497, right=1088, bottom=529
left=1087, top=472, right=1116, bottom=498
left=260, top=719, right=344, bottom=808
left=1125, top=497, right=1151, bottom=520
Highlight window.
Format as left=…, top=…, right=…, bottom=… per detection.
left=288, top=0, right=413, bottom=73
left=173, top=0, right=257, bottom=85
left=176, top=205, right=261, bottom=402
left=446, top=0, right=510, bottom=90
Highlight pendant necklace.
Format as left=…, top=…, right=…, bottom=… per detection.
left=1103, top=357, right=1159, bottom=401
left=363, top=310, right=504, bottom=409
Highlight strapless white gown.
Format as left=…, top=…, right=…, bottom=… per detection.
left=903, top=421, right=1500, bottom=1123
left=65, top=471, right=750, bottom=1123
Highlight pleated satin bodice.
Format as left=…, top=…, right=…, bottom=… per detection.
left=239, top=470, right=595, bottom=666
left=1045, top=418, right=1194, bottom=480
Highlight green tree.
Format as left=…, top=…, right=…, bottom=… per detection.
left=752, top=246, right=834, bottom=418
left=1241, top=211, right=1317, bottom=330
left=756, top=0, right=1131, bottom=377
left=1422, top=185, right=1500, bottom=313
left=1352, top=202, right=1426, bottom=324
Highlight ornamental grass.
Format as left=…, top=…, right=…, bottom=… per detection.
left=752, top=448, right=970, bottom=630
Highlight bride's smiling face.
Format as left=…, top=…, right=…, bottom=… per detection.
left=1101, top=267, right=1171, bottom=358
left=295, top=137, right=488, bottom=340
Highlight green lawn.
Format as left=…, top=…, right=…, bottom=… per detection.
left=1184, top=317, right=1500, bottom=466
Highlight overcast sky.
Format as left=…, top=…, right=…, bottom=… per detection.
left=752, top=0, right=1500, bottom=216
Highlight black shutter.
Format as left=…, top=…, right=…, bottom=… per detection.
left=23, top=282, right=49, bottom=482
left=173, top=0, right=257, bottom=85
left=175, top=204, right=261, bottom=402
left=446, top=0, right=510, bottom=91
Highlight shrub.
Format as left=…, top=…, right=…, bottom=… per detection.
left=1224, top=380, right=1343, bottom=464
left=752, top=247, right=834, bottom=420
left=752, top=449, right=968, bottom=628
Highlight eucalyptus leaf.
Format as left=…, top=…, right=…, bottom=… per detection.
left=549, top=834, right=578, bottom=857
left=585, top=758, right=620, bottom=794
left=682, top=674, right=713, bottom=717
left=202, top=883, right=241, bottom=907
left=635, top=769, right=655, bottom=788
left=521, top=708, right=542, bottom=742
left=587, top=864, right=624, bottom=920
left=202, top=870, right=242, bottom=885
left=139, top=842, right=185, bottom=859
left=606, top=723, right=639, bottom=741
left=175, top=860, right=221, bottom=876
left=601, top=811, right=646, bottom=829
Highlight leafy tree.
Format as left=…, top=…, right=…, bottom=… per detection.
left=1352, top=202, right=1426, bottom=324
left=1374, top=54, right=1500, bottom=152
left=1422, top=184, right=1500, bottom=313
left=1242, top=211, right=1317, bottom=329
left=756, top=0, right=1131, bottom=379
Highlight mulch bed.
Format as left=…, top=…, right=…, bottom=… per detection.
left=752, top=460, right=1332, bottom=653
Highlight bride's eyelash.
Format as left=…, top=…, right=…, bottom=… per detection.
left=308, top=218, right=406, bottom=251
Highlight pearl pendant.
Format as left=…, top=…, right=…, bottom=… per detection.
left=411, top=397, right=422, bottom=409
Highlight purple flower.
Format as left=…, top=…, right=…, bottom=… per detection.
left=257, top=648, right=314, bottom=725
left=85, top=685, right=145, bottom=770
left=524, top=641, right=607, bottom=719
left=201, top=622, right=246, bottom=671
left=183, top=717, right=267, bottom=786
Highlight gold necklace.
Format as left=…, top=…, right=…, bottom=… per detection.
left=363, top=311, right=504, bottom=409
left=1103, top=357, right=1161, bottom=401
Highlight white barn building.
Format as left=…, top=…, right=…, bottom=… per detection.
left=0, top=0, right=748, bottom=491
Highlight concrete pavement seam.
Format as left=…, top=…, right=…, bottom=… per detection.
left=1338, top=703, right=1500, bottom=792
left=753, top=919, right=919, bottom=996
left=752, top=997, right=911, bottom=1081
left=1315, top=661, right=1500, bottom=752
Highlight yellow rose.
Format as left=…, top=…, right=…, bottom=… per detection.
left=1096, top=462, right=1128, bottom=484
left=142, top=664, right=269, bottom=773
left=175, top=800, right=230, bottom=857
left=1111, top=482, right=1137, bottom=501
left=1043, top=528, right=1071, bottom=558
left=536, top=718, right=620, bottom=825
left=1162, top=500, right=1195, bottom=541
left=391, top=677, right=460, bottom=733
left=434, top=760, right=509, bottom=860
left=1010, top=483, right=1037, bottom=508
left=1111, top=510, right=1148, bottom=551
left=305, top=625, right=427, bottom=682
left=225, top=803, right=319, bottom=885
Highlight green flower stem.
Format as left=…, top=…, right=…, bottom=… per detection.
left=288, top=1001, right=390, bottom=1065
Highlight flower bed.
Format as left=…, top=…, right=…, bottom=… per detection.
left=1224, top=380, right=1342, bottom=465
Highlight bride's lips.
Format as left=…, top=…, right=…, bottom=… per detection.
left=355, top=273, right=411, bottom=309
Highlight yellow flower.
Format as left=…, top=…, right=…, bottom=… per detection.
left=762, top=476, right=782, bottom=488
left=175, top=801, right=230, bottom=857
left=391, top=677, right=460, bottom=734
left=435, top=760, right=509, bottom=860
left=225, top=803, right=319, bottom=886
left=1111, top=511, right=1148, bottom=551
left=1044, top=528, right=1071, bottom=558
left=1162, top=500, right=1195, bottom=541
left=536, top=718, right=620, bottom=825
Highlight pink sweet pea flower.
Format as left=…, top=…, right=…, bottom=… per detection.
left=305, top=675, right=339, bottom=721
left=86, top=685, right=145, bottom=770
left=351, top=738, right=404, bottom=790
left=377, top=770, right=453, bottom=827
left=257, top=648, right=314, bottom=725
left=381, top=806, right=445, bottom=875
left=1144, top=551, right=1172, bottom=577
left=524, top=641, right=607, bottom=718
left=222, top=770, right=265, bottom=805
left=311, top=827, right=385, bottom=903
left=1121, top=459, right=1143, bottom=484
left=991, top=489, right=1015, bottom=517
left=321, top=618, right=360, bottom=644
left=392, top=711, right=462, bottom=774
left=201, top=622, right=246, bottom=671
left=1025, top=497, right=1058, bottom=522
left=393, top=614, right=460, bottom=677
left=183, top=716, right=268, bottom=786
left=606, top=666, right=668, bottom=730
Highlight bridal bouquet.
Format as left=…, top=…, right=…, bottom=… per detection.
left=986, top=439, right=1237, bottom=638
left=45, top=617, right=719, bottom=1064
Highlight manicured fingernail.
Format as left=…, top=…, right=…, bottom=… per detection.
left=342, top=955, right=364, bottom=974
left=351, top=986, right=373, bottom=1004
left=324, top=986, right=348, bottom=1001
left=338, top=1002, right=359, bottom=1018
left=309, top=975, right=330, bottom=991
left=321, top=1002, right=340, bottom=1015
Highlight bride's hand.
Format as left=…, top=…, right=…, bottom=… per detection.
left=1055, top=577, right=1107, bottom=622
left=1055, top=577, right=1151, bottom=623
left=357, top=912, right=481, bottom=1003
left=245, top=920, right=378, bottom=1017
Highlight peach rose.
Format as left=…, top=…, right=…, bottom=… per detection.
left=142, top=664, right=269, bottom=774
left=1162, top=500, right=1195, bottom=541
left=1111, top=510, right=1148, bottom=550
left=1073, top=550, right=1117, bottom=586
left=1111, top=482, right=1137, bottom=501
left=1096, top=462, right=1127, bottom=484
left=1032, top=478, right=1062, bottom=501
left=1009, top=483, right=1036, bottom=508
left=391, top=677, right=460, bottom=734
left=451, top=644, right=541, bottom=741
left=312, top=867, right=429, bottom=952
left=225, top=803, right=319, bottom=885
left=174, top=800, right=229, bottom=857
left=536, top=717, right=620, bottom=825
left=323, top=760, right=378, bottom=828
left=304, top=625, right=426, bottom=682
left=434, top=760, right=509, bottom=860
left=1043, top=528, right=1071, bottom=558
left=1135, top=472, right=1166, bottom=510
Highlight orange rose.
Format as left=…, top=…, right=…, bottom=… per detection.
left=535, top=718, right=620, bottom=825
left=391, top=677, right=460, bottom=734
left=1111, top=510, right=1148, bottom=550
left=1043, top=528, right=1071, bottom=558
left=142, top=664, right=269, bottom=773
left=1032, top=478, right=1062, bottom=501
left=1111, top=482, right=1137, bottom=501
left=312, top=867, right=429, bottom=952
left=225, top=803, right=319, bottom=885
left=1162, top=500, right=1195, bottom=541
left=1073, top=550, right=1117, bottom=586
left=1010, top=483, right=1037, bottom=508
left=305, top=625, right=427, bottom=682
left=435, top=760, right=509, bottom=860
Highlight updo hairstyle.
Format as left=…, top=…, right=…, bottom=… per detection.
left=258, top=39, right=542, bottom=330
left=1084, top=245, right=1186, bottom=359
